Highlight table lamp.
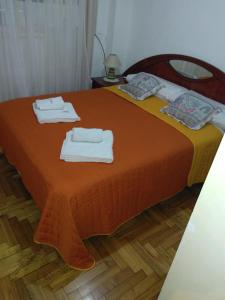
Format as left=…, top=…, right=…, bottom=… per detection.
left=104, top=54, right=121, bottom=82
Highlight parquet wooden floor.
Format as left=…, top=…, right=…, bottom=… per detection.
left=0, top=153, right=201, bottom=300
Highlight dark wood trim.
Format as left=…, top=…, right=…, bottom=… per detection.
left=92, top=76, right=126, bottom=88
left=123, top=54, right=225, bottom=104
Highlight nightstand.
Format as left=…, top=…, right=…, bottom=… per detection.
left=91, top=76, right=127, bottom=88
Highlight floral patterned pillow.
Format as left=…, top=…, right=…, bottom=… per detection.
left=161, top=92, right=217, bottom=130
left=119, top=72, right=162, bottom=100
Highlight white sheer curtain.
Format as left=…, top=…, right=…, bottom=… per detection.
left=0, top=0, right=97, bottom=102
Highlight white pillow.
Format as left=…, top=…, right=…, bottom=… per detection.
left=156, top=85, right=187, bottom=102
left=126, top=74, right=137, bottom=82
left=210, top=111, right=225, bottom=132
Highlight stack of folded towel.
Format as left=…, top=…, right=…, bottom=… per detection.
left=60, top=128, right=114, bottom=163
left=33, top=96, right=80, bottom=123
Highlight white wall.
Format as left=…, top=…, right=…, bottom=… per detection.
left=92, top=0, right=225, bottom=77
left=158, top=134, right=225, bottom=300
left=128, top=0, right=225, bottom=72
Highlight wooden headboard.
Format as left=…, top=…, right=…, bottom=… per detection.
left=123, top=54, right=225, bottom=105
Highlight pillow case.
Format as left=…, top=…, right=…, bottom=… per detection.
left=189, top=90, right=225, bottom=113
left=125, top=72, right=187, bottom=102
left=119, top=72, right=162, bottom=100
left=161, top=92, right=217, bottom=130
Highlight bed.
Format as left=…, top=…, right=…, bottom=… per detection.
left=0, top=54, right=224, bottom=270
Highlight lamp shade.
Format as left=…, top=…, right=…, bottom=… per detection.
left=104, top=54, right=121, bottom=68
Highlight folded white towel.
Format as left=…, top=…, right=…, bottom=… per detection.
left=36, top=96, right=65, bottom=110
left=33, top=102, right=80, bottom=124
left=72, top=127, right=103, bottom=143
left=60, top=130, right=114, bottom=163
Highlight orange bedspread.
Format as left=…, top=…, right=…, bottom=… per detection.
left=0, top=88, right=193, bottom=269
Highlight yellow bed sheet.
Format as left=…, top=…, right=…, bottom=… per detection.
left=105, top=86, right=223, bottom=186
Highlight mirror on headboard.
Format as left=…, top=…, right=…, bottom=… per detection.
left=169, top=60, right=213, bottom=79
